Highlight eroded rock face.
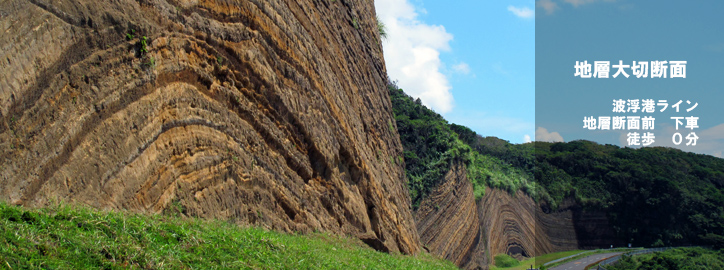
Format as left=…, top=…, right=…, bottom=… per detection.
left=414, top=161, right=616, bottom=269
left=479, top=188, right=568, bottom=259
left=479, top=189, right=614, bottom=266
left=0, top=0, right=419, bottom=254
left=479, top=188, right=538, bottom=260
left=415, top=160, right=483, bottom=268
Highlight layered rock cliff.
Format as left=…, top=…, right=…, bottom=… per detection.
left=415, top=160, right=483, bottom=268
left=480, top=188, right=583, bottom=259
left=0, top=0, right=419, bottom=253
left=415, top=162, right=616, bottom=269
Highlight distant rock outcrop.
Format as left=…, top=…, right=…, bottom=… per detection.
left=415, top=163, right=616, bottom=269
left=0, top=0, right=420, bottom=254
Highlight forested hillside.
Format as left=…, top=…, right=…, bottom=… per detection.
left=390, top=83, right=724, bottom=248
left=534, top=141, right=724, bottom=247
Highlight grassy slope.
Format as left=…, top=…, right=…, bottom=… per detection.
left=488, top=250, right=583, bottom=270
left=0, top=202, right=456, bottom=269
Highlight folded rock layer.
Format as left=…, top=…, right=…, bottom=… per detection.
left=0, top=0, right=419, bottom=254
left=415, top=161, right=616, bottom=269
left=415, top=161, right=482, bottom=268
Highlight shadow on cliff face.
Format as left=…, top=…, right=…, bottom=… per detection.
left=414, top=160, right=483, bottom=268
left=570, top=205, right=622, bottom=249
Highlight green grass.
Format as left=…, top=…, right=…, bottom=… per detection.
left=494, top=254, right=520, bottom=268
left=532, top=249, right=584, bottom=267
left=377, top=16, right=388, bottom=40
left=0, top=202, right=456, bottom=269
left=489, top=250, right=583, bottom=270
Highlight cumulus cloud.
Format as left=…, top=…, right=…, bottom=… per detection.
left=705, top=43, right=724, bottom=53
left=536, top=127, right=565, bottom=142
left=375, top=0, right=455, bottom=113
left=563, top=0, right=596, bottom=7
left=524, top=134, right=532, bottom=143
left=508, top=6, right=535, bottom=19
left=538, top=0, right=616, bottom=14
left=452, top=63, right=471, bottom=75
left=536, top=0, right=558, bottom=14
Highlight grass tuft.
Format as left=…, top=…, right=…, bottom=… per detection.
left=494, top=254, right=520, bottom=268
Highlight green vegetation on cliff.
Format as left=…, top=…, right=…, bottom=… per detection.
left=389, top=84, right=460, bottom=208
left=388, top=84, right=535, bottom=208
left=0, top=202, right=456, bottom=269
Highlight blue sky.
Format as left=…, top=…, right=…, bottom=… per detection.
left=536, top=0, right=724, bottom=157
left=374, top=0, right=535, bottom=144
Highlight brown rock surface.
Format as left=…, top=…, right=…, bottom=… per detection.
left=479, top=188, right=538, bottom=259
left=415, top=160, right=483, bottom=268
left=414, top=162, right=615, bottom=269
left=477, top=189, right=617, bottom=267
left=479, top=188, right=569, bottom=259
left=0, top=0, right=419, bottom=254
left=413, top=162, right=551, bottom=269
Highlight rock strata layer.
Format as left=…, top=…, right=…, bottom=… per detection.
left=415, top=160, right=482, bottom=268
left=416, top=163, right=616, bottom=269
left=0, top=0, right=419, bottom=254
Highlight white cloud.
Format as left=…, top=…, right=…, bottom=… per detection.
left=564, top=0, right=595, bottom=7
left=538, top=0, right=617, bottom=14
left=375, top=0, right=455, bottom=113
left=492, top=62, right=511, bottom=77
left=616, top=123, right=724, bottom=158
left=536, top=0, right=558, bottom=14
left=706, top=43, right=724, bottom=53
left=447, top=111, right=534, bottom=143
left=507, top=6, right=535, bottom=19
left=564, top=0, right=617, bottom=8
left=452, top=63, right=471, bottom=75
left=524, top=134, right=532, bottom=143
left=536, top=127, right=565, bottom=142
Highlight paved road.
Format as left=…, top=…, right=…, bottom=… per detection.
left=549, top=252, right=623, bottom=270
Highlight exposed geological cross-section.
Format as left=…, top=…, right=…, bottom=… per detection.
left=0, top=0, right=419, bottom=254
